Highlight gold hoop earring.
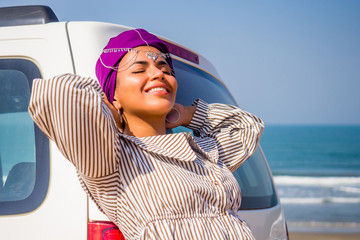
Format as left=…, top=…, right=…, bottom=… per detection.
left=166, top=108, right=180, bottom=123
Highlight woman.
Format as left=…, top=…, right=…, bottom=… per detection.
left=29, top=29, right=264, bottom=240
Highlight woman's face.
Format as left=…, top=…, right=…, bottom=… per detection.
left=113, top=46, right=177, bottom=119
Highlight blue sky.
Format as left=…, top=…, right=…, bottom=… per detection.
left=2, top=0, right=360, bottom=125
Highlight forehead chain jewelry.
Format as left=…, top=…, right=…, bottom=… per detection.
left=100, top=29, right=174, bottom=75
left=102, top=29, right=171, bottom=61
left=134, top=29, right=161, bottom=62
left=146, top=51, right=158, bottom=61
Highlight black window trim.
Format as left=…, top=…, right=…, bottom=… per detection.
left=0, top=58, right=50, bottom=215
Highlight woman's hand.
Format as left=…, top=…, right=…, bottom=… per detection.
left=165, top=103, right=196, bottom=129
left=102, top=93, right=122, bottom=129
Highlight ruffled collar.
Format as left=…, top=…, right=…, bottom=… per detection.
left=120, top=132, right=219, bottom=163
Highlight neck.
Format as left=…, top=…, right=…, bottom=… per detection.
left=123, top=114, right=167, bottom=137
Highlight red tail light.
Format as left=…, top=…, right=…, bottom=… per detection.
left=88, top=221, right=125, bottom=240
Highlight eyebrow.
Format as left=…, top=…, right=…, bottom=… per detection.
left=132, top=61, right=149, bottom=66
left=132, top=60, right=168, bottom=67
left=156, top=60, right=168, bottom=66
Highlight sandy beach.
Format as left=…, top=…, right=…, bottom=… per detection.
left=289, top=232, right=360, bottom=240
left=287, top=221, right=360, bottom=239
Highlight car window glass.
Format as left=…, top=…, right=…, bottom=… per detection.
left=0, top=69, right=35, bottom=201
left=233, top=148, right=277, bottom=209
left=172, top=59, right=277, bottom=209
left=0, top=59, right=49, bottom=215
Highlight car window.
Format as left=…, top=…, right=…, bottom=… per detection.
left=0, top=59, right=49, bottom=215
left=233, top=148, right=278, bottom=209
left=173, top=59, right=277, bottom=209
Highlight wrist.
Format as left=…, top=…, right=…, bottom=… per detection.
left=183, top=106, right=196, bottom=126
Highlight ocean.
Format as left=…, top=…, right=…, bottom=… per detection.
left=260, top=125, right=360, bottom=233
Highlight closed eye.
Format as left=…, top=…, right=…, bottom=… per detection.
left=157, top=61, right=171, bottom=75
left=132, top=69, right=146, bottom=74
left=161, top=69, right=171, bottom=75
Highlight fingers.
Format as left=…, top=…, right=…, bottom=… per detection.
left=102, top=93, right=116, bottom=111
left=102, top=92, right=122, bottom=129
left=165, top=104, right=196, bottom=129
left=102, top=92, right=111, bottom=106
left=165, top=104, right=183, bottom=129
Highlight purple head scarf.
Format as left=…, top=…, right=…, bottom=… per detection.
left=95, top=28, right=174, bottom=103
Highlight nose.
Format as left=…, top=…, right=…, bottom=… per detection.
left=149, top=65, right=165, bottom=80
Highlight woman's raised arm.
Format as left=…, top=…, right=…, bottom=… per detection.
left=188, top=99, right=264, bottom=172
left=28, top=73, right=119, bottom=178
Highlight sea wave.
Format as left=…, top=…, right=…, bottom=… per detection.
left=280, top=197, right=360, bottom=204
left=274, top=175, right=360, bottom=186
left=337, top=186, right=360, bottom=194
left=288, top=221, right=360, bottom=228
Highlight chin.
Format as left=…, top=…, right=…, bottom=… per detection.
left=146, top=100, right=174, bottom=115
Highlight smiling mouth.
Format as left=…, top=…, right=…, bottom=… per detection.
left=146, top=87, right=169, bottom=94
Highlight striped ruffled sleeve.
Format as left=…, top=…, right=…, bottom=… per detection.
left=28, top=73, right=118, bottom=178
left=188, top=99, right=264, bottom=172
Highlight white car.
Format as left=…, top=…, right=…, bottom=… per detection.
left=0, top=5, right=289, bottom=240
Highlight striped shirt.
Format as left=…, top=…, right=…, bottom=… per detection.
left=29, top=74, right=264, bottom=240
